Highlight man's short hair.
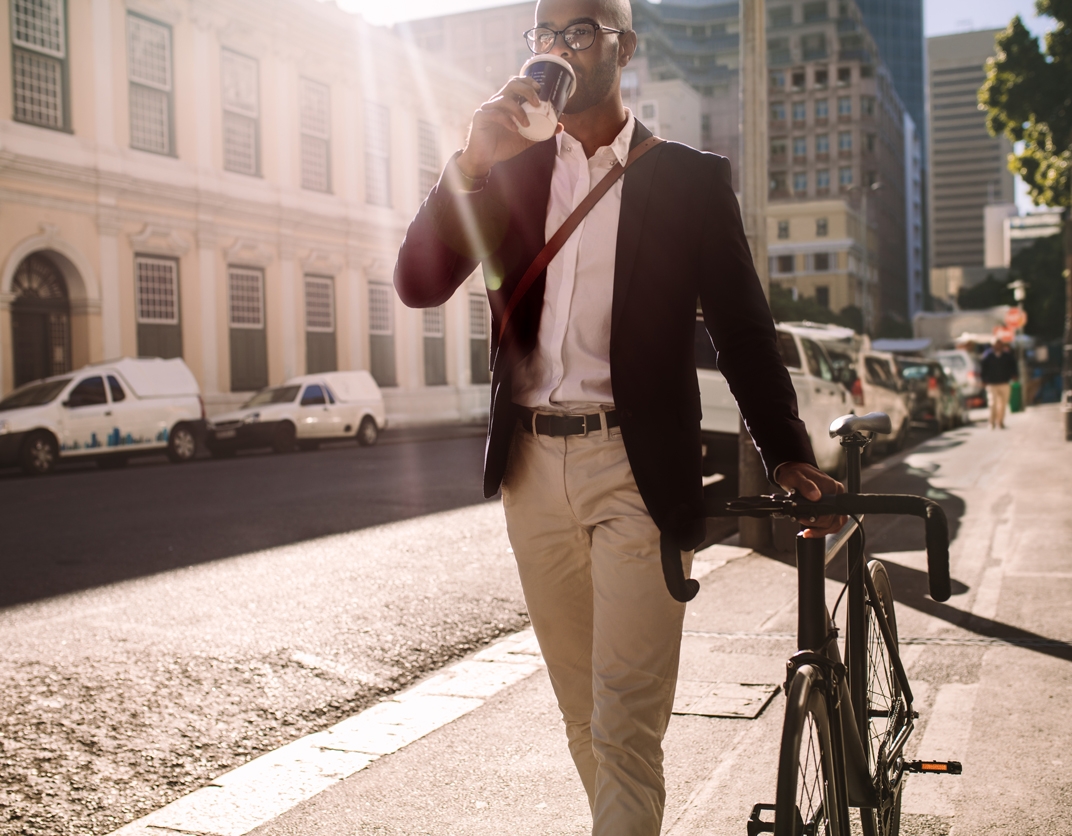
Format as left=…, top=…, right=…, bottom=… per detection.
left=603, top=0, right=632, bottom=30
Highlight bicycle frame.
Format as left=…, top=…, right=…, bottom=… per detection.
left=793, top=431, right=917, bottom=818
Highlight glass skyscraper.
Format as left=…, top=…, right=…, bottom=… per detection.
left=854, top=0, right=925, bottom=156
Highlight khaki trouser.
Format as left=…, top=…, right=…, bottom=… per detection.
left=987, top=382, right=1011, bottom=428
left=501, top=419, right=692, bottom=836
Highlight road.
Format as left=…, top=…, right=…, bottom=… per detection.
left=0, top=429, right=490, bottom=608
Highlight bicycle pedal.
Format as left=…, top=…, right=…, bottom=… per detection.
left=904, top=760, right=962, bottom=775
left=746, top=803, right=776, bottom=835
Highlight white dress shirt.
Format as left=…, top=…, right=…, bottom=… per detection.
left=512, top=112, right=635, bottom=412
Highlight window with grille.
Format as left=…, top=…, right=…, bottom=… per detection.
left=815, top=99, right=828, bottom=119
left=817, top=169, right=830, bottom=190
left=469, top=294, right=489, bottom=384
left=839, top=166, right=853, bottom=187
left=301, top=78, right=331, bottom=192
left=793, top=172, right=807, bottom=193
left=127, top=14, right=172, bottom=155
left=368, top=284, right=393, bottom=335
left=838, top=96, right=852, bottom=116
left=838, top=130, right=852, bottom=152
left=135, top=257, right=179, bottom=323
left=222, top=49, right=259, bottom=175
left=365, top=102, right=391, bottom=206
left=417, top=120, right=439, bottom=199
left=11, top=0, right=68, bottom=130
left=304, top=276, right=334, bottom=332
left=422, top=306, right=444, bottom=338
left=228, top=268, right=264, bottom=328
left=777, top=220, right=789, bottom=239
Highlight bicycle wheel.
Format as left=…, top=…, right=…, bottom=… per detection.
left=860, top=560, right=906, bottom=836
left=775, top=668, right=844, bottom=836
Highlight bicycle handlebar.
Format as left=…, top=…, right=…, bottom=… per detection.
left=661, top=493, right=951, bottom=604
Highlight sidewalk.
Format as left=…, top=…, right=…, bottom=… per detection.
left=114, top=405, right=1072, bottom=836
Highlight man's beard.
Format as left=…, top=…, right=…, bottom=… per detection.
left=562, top=50, right=618, bottom=114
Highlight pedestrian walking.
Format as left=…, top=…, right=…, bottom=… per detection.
left=981, top=338, right=1018, bottom=429
left=394, top=1, right=843, bottom=832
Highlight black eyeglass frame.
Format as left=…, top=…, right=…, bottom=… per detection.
left=522, top=23, right=626, bottom=54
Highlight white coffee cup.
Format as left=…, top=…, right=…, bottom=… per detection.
left=515, top=53, right=576, bottom=142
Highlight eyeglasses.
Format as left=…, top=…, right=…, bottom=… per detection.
left=523, top=23, right=625, bottom=54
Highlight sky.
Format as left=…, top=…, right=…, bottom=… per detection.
left=336, top=0, right=1056, bottom=34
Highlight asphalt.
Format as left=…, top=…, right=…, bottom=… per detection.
left=109, top=404, right=1072, bottom=836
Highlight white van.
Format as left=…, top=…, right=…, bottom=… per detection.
left=205, top=370, right=386, bottom=456
left=696, top=319, right=849, bottom=475
left=0, top=357, right=206, bottom=475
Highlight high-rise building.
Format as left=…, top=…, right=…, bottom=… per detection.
left=927, top=30, right=1015, bottom=275
left=766, top=0, right=908, bottom=329
left=854, top=0, right=925, bottom=158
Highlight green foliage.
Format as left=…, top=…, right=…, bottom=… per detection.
left=876, top=315, right=913, bottom=339
left=1013, top=234, right=1067, bottom=340
left=979, top=4, right=1072, bottom=207
left=769, top=285, right=864, bottom=332
left=958, top=275, right=1015, bottom=309
left=956, top=235, right=1066, bottom=340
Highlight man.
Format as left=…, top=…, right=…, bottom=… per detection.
left=981, top=338, right=1018, bottom=429
left=394, top=1, right=843, bottom=832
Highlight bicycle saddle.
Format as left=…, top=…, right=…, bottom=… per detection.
left=829, top=412, right=892, bottom=438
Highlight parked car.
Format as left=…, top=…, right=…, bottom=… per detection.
left=206, top=371, right=386, bottom=457
left=696, top=319, right=849, bottom=475
left=0, top=357, right=205, bottom=475
left=778, top=323, right=914, bottom=456
left=894, top=357, right=966, bottom=431
left=935, top=349, right=985, bottom=408
left=856, top=350, right=914, bottom=452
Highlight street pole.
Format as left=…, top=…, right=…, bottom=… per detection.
left=1063, top=203, right=1072, bottom=440
left=738, top=0, right=771, bottom=548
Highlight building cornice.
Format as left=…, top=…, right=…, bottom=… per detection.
left=129, top=224, right=192, bottom=257
left=224, top=238, right=274, bottom=268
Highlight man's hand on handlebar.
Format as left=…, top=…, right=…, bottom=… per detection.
left=775, top=462, right=847, bottom=538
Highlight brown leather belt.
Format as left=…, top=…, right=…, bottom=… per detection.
left=515, top=406, right=620, bottom=437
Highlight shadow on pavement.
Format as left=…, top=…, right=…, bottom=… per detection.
left=0, top=435, right=492, bottom=610
left=761, top=451, right=1072, bottom=665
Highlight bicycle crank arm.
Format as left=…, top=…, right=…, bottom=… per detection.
left=903, top=760, right=963, bottom=775
left=746, top=803, right=776, bottom=835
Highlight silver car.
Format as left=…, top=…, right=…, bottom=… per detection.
left=935, top=349, right=985, bottom=408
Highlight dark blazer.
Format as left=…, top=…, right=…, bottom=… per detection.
left=394, top=119, right=815, bottom=549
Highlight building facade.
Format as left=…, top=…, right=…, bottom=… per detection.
left=0, top=0, right=494, bottom=424
left=926, top=29, right=1015, bottom=272
left=766, top=0, right=908, bottom=329
left=904, top=111, right=924, bottom=317
left=767, top=198, right=875, bottom=321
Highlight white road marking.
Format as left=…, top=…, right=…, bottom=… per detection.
left=902, top=682, right=978, bottom=818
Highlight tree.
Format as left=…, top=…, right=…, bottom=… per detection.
left=979, top=0, right=1072, bottom=435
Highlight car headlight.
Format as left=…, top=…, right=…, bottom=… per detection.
left=242, top=412, right=261, bottom=425
left=0, top=419, right=9, bottom=436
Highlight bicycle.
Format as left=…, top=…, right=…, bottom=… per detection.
left=660, top=412, right=961, bottom=836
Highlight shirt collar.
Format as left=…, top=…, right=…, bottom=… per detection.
left=556, top=108, right=635, bottom=167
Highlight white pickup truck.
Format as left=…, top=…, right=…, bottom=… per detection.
left=0, top=357, right=205, bottom=475
left=206, top=370, right=386, bottom=456
left=696, top=320, right=850, bottom=475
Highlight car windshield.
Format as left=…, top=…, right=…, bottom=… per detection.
left=0, top=378, right=72, bottom=411
left=896, top=360, right=931, bottom=380
left=243, top=385, right=300, bottom=407
left=940, top=355, right=967, bottom=370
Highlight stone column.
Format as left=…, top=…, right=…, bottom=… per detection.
left=98, top=208, right=122, bottom=359
left=738, top=0, right=772, bottom=548
left=198, top=224, right=219, bottom=394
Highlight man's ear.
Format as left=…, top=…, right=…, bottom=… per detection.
left=619, top=30, right=637, bottom=66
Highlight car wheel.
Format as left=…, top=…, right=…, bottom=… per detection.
left=356, top=416, right=379, bottom=447
left=21, top=431, right=58, bottom=476
left=272, top=422, right=297, bottom=454
left=167, top=423, right=198, bottom=463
